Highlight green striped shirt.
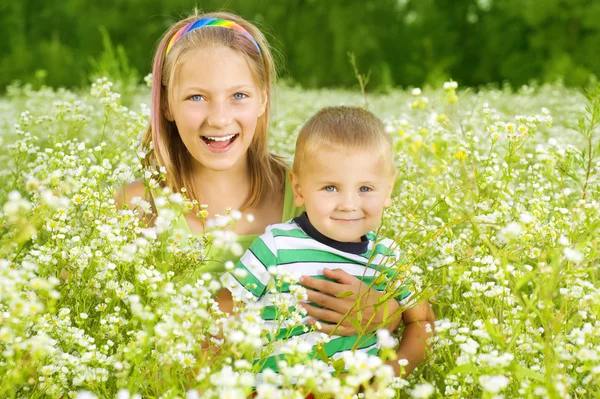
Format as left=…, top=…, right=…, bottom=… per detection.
left=220, top=219, right=412, bottom=373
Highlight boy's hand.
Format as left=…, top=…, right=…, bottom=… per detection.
left=298, top=268, right=403, bottom=335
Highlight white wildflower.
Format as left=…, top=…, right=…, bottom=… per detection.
left=479, top=374, right=509, bottom=393
left=410, top=382, right=435, bottom=398
left=564, top=248, right=584, bottom=264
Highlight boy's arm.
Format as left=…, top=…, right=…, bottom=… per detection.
left=215, top=227, right=279, bottom=315
left=389, top=300, right=435, bottom=377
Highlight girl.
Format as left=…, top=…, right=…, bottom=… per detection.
left=116, top=10, right=403, bottom=337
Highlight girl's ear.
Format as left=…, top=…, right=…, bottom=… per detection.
left=258, top=90, right=268, bottom=117
left=289, top=172, right=305, bottom=208
left=164, top=102, right=174, bottom=122
left=161, top=89, right=174, bottom=121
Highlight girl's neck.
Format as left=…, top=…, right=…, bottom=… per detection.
left=191, top=158, right=251, bottom=211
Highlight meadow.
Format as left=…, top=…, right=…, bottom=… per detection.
left=0, top=77, right=599, bottom=398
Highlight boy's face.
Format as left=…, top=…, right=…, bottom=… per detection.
left=290, top=148, right=395, bottom=243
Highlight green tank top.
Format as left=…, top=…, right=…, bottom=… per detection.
left=152, top=174, right=303, bottom=278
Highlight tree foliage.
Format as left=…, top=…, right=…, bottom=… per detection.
left=1, top=0, right=599, bottom=90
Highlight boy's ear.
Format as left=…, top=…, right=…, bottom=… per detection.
left=384, top=174, right=396, bottom=208
left=384, top=194, right=393, bottom=208
left=289, top=171, right=305, bottom=207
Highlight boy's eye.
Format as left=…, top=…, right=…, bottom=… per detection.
left=190, top=95, right=205, bottom=102
left=324, top=186, right=337, bottom=192
left=233, top=92, right=247, bottom=100
left=359, top=186, right=372, bottom=192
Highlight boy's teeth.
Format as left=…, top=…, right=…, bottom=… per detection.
left=205, top=134, right=236, bottom=142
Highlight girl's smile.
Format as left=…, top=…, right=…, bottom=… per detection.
left=201, top=133, right=240, bottom=152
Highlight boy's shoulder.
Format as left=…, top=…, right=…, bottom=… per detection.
left=261, top=218, right=306, bottom=237
left=366, top=231, right=396, bottom=247
left=254, top=219, right=309, bottom=254
left=367, top=232, right=404, bottom=258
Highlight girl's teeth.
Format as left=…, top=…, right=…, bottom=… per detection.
left=205, top=134, right=236, bottom=142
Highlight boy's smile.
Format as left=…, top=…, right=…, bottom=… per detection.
left=290, top=148, right=395, bottom=243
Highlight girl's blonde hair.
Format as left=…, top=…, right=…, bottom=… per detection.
left=292, top=106, right=395, bottom=176
left=142, top=10, right=286, bottom=211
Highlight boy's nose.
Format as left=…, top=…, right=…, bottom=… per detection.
left=337, top=192, right=358, bottom=211
left=207, top=102, right=232, bottom=128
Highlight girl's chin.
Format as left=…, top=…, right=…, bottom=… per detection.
left=190, top=151, right=248, bottom=173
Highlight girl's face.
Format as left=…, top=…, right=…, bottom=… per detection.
left=169, top=46, right=266, bottom=173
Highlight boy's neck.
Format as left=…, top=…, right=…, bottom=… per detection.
left=294, top=212, right=368, bottom=255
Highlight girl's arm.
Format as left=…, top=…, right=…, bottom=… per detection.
left=215, top=288, right=234, bottom=314
left=114, top=179, right=156, bottom=225
left=204, top=289, right=233, bottom=348
left=298, top=268, right=403, bottom=335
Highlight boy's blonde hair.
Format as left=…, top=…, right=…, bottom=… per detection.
left=142, top=10, right=286, bottom=210
left=292, top=106, right=395, bottom=175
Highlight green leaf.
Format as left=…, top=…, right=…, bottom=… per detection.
left=316, top=345, right=328, bottom=362
left=511, top=364, right=544, bottom=382
left=382, top=301, right=389, bottom=324
left=448, top=364, right=478, bottom=375
left=514, top=270, right=536, bottom=292
left=331, top=358, right=346, bottom=374
left=373, top=273, right=387, bottom=286
left=484, top=320, right=505, bottom=346
left=335, top=291, right=355, bottom=298
left=349, top=317, right=363, bottom=334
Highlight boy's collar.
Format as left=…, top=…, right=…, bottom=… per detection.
left=293, top=212, right=369, bottom=255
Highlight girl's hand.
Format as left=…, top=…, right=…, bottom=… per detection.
left=298, top=268, right=402, bottom=336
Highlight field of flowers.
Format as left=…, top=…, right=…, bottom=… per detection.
left=0, top=77, right=599, bottom=399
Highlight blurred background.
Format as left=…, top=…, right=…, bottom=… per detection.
left=2, top=0, right=599, bottom=91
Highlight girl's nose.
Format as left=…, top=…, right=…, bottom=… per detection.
left=207, top=101, right=233, bottom=128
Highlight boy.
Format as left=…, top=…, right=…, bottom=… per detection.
left=216, top=106, right=434, bottom=379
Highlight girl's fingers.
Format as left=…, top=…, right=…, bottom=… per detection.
left=304, top=289, right=353, bottom=314
left=312, top=322, right=355, bottom=336
left=299, top=302, right=345, bottom=324
left=321, top=268, right=360, bottom=285
left=300, top=269, right=404, bottom=332
left=300, top=276, right=351, bottom=296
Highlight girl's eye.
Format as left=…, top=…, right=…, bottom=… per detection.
left=359, top=186, right=373, bottom=193
left=324, top=186, right=337, bottom=192
left=233, top=93, right=248, bottom=100
left=190, top=95, right=204, bottom=102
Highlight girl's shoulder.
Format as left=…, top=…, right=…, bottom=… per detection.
left=114, top=179, right=156, bottom=225
left=114, top=179, right=146, bottom=210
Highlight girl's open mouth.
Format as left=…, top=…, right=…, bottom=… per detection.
left=201, top=134, right=239, bottom=152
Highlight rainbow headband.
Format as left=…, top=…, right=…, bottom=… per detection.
left=165, top=18, right=261, bottom=55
